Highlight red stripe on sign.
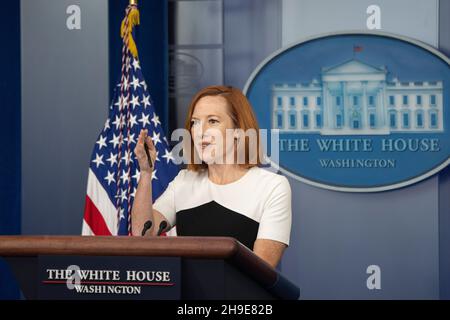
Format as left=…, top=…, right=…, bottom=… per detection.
left=43, top=280, right=174, bottom=286
left=83, top=195, right=112, bottom=235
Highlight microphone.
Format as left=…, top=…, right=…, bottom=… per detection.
left=157, top=221, right=168, bottom=236
left=141, top=220, right=153, bottom=236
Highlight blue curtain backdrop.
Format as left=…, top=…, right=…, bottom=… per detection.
left=0, top=1, right=21, bottom=299
left=109, top=0, right=169, bottom=135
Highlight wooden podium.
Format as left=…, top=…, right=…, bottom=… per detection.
left=0, top=236, right=300, bottom=300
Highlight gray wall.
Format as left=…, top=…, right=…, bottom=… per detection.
left=438, top=0, right=450, bottom=301
left=169, top=0, right=282, bottom=129
left=21, top=0, right=109, bottom=235
left=282, top=0, right=439, bottom=46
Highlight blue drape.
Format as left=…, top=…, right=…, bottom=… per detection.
left=0, top=1, right=21, bottom=299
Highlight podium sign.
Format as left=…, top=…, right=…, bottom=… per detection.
left=0, top=236, right=299, bottom=300
left=38, top=256, right=181, bottom=300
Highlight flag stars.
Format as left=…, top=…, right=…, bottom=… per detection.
left=104, top=171, right=116, bottom=185
left=119, top=207, right=125, bottom=220
left=151, top=132, right=161, bottom=146
left=123, top=96, right=130, bottom=110
left=118, top=138, right=124, bottom=149
left=124, top=133, right=136, bottom=145
left=114, top=95, right=124, bottom=109
left=129, top=114, right=138, bottom=128
left=132, top=169, right=140, bottom=182
left=126, top=59, right=132, bottom=73
left=120, top=170, right=130, bottom=184
left=131, top=76, right=141, bottom=91
left=109, top=133, right=121, bottom=149
left=132, top=59, right=141, bottom=71
left=92, top=153, right=105, bottom=168
left=151, top=113, right=161, bottom=127
left=151, top=169, right=158, bottom=181
left=141, top=95, right=151, bottom=109
left=126, top=56, right=133, bottom=71
left=106, top=152, right=118, bottom=167
left=119, top=189, right=127, bottom=202
left=103, top=119, right=110, bottom=131
left=140, top=81, right=147, bottom=91
left=122, top=77, right=129, bottom=91
left=130, top=187, right=137, bottom=198
left=129, top=133, right=137, bottom=144
left=122, top=150, right=134, bottom=166
left=112, top=115, right=123, bottom=130
left=130, top=95, right=140, bottom=109
left=96, top=135, right=107, bottom=150
left=138, top=113, right=151, bottom=127
left=162, top=149, right=174, bottom=164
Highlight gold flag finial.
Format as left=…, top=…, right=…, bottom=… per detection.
left=130, top=0, right=138, bottom=5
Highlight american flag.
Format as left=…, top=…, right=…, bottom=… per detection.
left=82, top=5, right=179, bottom=236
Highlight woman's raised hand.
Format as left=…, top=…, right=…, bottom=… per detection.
left=134, top=129, right=157, bottom=174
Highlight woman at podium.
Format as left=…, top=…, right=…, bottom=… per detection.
left=131, top=86, right=292, bottom=268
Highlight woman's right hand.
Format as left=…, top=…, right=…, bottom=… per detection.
left=134, top=129, right=157, bottom=174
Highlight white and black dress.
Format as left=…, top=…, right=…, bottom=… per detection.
left=153, top=166, right=292, bottom=250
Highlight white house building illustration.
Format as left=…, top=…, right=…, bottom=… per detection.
left=272, top=59, right=444, bottom=135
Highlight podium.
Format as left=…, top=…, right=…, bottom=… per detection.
left=0, top=236, right=300, bottom=300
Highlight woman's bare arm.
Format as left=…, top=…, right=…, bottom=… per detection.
left=253, top=239, right=287, bottom=268
left=131, top=129, right=169, bottom=236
